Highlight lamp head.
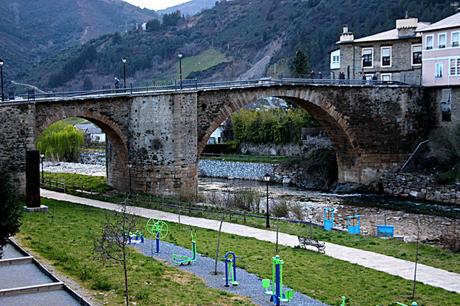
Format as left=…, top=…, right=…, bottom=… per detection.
left=122, top=58, right=127, bottom=63
left=178, top=53, right=183, bottom=59
left=264, top=173, right=271, bottom=182
left=0, top=58, right=4, bottom=66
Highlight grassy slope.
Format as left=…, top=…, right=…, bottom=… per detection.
left=41, top=172, right=460, bottom=274
left=181, top=48, right=226, bottom=79
left=18, top=199, right=251, bottom=306
left=19, top=199, right=459, bottom=306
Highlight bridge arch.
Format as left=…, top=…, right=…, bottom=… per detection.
left=35, top=108, right=130, bottom=192
left=197, top=87, right=362, bottom=183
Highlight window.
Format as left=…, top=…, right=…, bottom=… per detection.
left=426, top=35, right=434, bottom=50
left=412, top=44, right=422, bottom=65
left=381, top=73, right=392, bottom=82
left=450, top=58, right=460, bottom=76
left=435, top=63, right=443, bottom=78
left=381, top=46, right=392, bottom=67
left=452, top=32, right=459, bottom=47
left=438, top=33, right=447, bottom=48
left=362, top=48, right=373, bottom=68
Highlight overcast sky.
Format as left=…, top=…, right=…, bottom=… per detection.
left=124, top=0, right=191, bottom=10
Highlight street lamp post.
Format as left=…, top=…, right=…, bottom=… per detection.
left=178, top=53, right=183, bottom=90
left=0, top=58, right=4, bottom=102
left=264, top=173, right=271, bottom=228
left=122, top=58, right=127, bottom=89
left=40, top=154, right=45, bottom=183
left=128, top=163, right=132, bottom=196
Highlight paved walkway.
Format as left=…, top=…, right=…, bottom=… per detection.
left=42, top=189, right=460, bottom=294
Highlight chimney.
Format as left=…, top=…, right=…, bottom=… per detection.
left=396, top=17, right=418, bottom=38
left=340, top=24, right=354, bottom=43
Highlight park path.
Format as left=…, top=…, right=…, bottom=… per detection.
left=41, top=189, right=460, bottom=294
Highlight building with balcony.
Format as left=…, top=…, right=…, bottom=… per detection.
left=331, top=18, right=429, bottom=85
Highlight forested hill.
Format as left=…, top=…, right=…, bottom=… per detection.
left=0, top=0, right=157, bottom=78
left=18, top=0, right=454, bottom=92
left=158, top=0, right=217, bottom=16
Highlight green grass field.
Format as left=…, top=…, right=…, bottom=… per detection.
left=19, top=199, right=459, bottom=306
left=179, top=49, right=226, bottom=79
left=41, top=172, right=460, bottom=275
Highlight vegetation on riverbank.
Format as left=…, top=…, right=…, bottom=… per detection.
left=36, top=121, right=84, bottom=162
left=40, top=174, right=460, bottom=274
left=19, top=199, right=460, bottom=305
left=43, top=172, right=109, bottom=193
left=201, top=154, right=291, bottom=164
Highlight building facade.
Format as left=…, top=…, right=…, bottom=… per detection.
left=331, top=19, right=428, bottom=85
left=419, top=12, right=460, bottom=87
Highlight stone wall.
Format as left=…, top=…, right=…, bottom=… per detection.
left=382, top=173, right=460, bottom=205
left=0, top=103, right=36, bottom=196
left=199, top=160, right=275, bottom=181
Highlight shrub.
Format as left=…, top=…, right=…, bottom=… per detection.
left=428, top=124, right=460, bottom=184
left=0, top=171, right=22, bottom=258
left=272, top=200, right=289, bottom=218
left=290, top=203, right=304, bottom=220
left=36, top=121, right=85, bottom=162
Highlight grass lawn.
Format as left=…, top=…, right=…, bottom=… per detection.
left=201, top=154, right=291, bottom=164
left=178, top=48, right=226, bottom=79
left=41, top=172, right=460, bottom=275
left=18, top=199, right=252, bottom=306
left=43, top=172, right=109, bottom=193
left=19, top=199, right=459, bottom=306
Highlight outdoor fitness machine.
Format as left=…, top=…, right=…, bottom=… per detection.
left=223, top=251, right=239, bottom=287
left=346, top=214, right=361, bottom=235
left=173, top=231, right=197, bottom=266
left=323, top=208, right=335, bottom=231
left=146, top=219, right=169, bottom=253
left=262, top=255, right=294, bottom=306
left=128, top=230, right=144, bottom=245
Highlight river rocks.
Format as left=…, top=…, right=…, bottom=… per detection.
left=382, top=172, right=460, bottom=205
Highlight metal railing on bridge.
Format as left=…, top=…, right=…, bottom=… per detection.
left=2, top=77, right=409, bottom=104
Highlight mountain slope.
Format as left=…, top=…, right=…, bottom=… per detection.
left=159, top=0, right=217, bottom=16
left=19, top=0, right=454, bottom=92
left=0, top=0, right=157, bottom=79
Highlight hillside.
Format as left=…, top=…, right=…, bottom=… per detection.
left=0, top=0, right=157, bottom=79
left=159, top=0, right=217, bottom=16
left=17, top=0, right=454, bottom=92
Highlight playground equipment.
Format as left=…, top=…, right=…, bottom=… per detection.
left=262, top=255, right=294, bottom=306
left=173, top=231, right=197, bottom=266
left=376, top=225, right=394, bottom=238
left=346, top=214, right=361, bottom=235
left=339, top=296, right=350, bottom=306
left=127, top=230, right=144, bottom=245
left=223, top=252, right=239, bottom=287
left=146, top=219, right=169, bottom=253
left=323, top=208, right=335, bottom=231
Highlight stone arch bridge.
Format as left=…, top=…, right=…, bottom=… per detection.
left=0, top=82, right=434, bottom=199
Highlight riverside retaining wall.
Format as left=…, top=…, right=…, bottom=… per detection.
left=382, top=173, right=460, bottom=205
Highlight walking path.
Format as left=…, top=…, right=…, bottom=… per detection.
left=137, top=239, right=326, bottom=306
left=42, top=189, right=460, bottom=294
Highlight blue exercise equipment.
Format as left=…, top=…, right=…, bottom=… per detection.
left=223, top=251, right=239, bottom=287
left=323, top=208, right=335, bottom=231
left=173, top=231, right=197, bottom=265
left=262, top=255, right=294, bottom=306
left=376, top=225, right=394, bottom=238
left=127, top=230, right=144, bottom=245
left=346, top=214, right=361, bottom=235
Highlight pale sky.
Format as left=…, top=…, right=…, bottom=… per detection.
left=124, top=0, right=191, bottom=10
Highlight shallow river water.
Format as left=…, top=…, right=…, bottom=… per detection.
left=199, top=177, right=460, bottom=243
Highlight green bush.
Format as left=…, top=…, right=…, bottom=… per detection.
left=0, top=171, right=22, bottom=257
left=272, top=200, right=289, bottom=218
left=231, top=109, right=317, bottom=145
left=429, top=124, right=460, bottom=184
left=36, top=121, right=84, bottom=162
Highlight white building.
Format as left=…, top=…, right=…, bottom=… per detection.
left=207, top=125, right=225, bottom=144
left=75, top=123, right=106, bottom=143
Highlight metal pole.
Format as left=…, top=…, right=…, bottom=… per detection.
left=41, top=154, right=44, bottom=182
left=412, top=218, right=420, bottom=300
left=0, top=63, right=4, bottom=102
left=123, top=62, right=127, bottom=88
left=179, top=56, right=183, bottom=90
left=266, top=180, right=270, bottom=228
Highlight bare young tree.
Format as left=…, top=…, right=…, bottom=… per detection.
left=94, top=198, right=138, bottom=306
